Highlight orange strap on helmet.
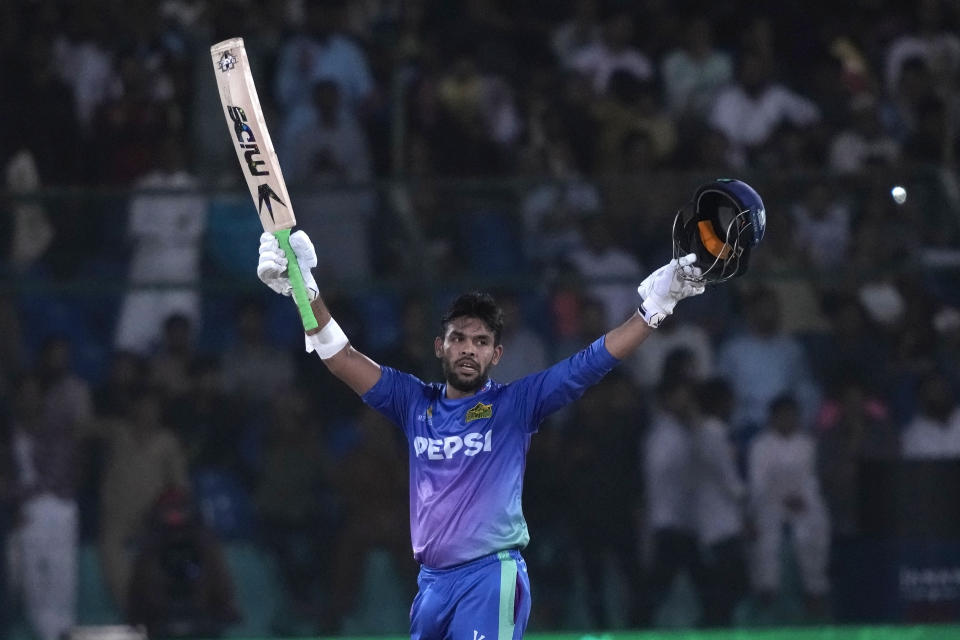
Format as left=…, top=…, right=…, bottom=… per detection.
left=697, top=220, right=732, bottom=259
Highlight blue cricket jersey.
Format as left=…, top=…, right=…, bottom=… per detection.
left=362, top=336, right=620, bottom=568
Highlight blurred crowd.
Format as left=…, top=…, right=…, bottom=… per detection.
left=2, top=0, right=960, bottom=638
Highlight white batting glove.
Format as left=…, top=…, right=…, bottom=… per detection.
left=257, top=230, right=319, bottom=300
left=637, top=253, right=705, bottom=328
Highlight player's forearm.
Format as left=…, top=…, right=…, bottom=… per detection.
left=305, top=296, right=334, bottom=334
left=306, top=296, right=382, bottom=395
left=603, top=311, right=654, bottom=359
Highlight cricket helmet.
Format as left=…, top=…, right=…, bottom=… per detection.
left=672, top=178, right=766, bottom=283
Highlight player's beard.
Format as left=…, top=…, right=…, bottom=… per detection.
left=441, top=358, right=489, bottom=394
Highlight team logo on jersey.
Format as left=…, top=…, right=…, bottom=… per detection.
left=465, top=402, right=492, bottom=422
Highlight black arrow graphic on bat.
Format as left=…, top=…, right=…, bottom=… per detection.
left=257, top=184, right=286, bottom=223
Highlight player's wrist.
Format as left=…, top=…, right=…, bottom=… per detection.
left=305, top=317, right=349, bottom=358
left=639, top=298, right=669, bottom=328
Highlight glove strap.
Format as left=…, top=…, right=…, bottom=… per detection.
left=639, top=301, right=667, bottom=329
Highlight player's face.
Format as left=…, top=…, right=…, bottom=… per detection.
left=435, top=316, right=503, bottom=397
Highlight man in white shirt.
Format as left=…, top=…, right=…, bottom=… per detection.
left=642, top=378, right=703, bottom=624
left=567, top=10, right=653, bottom=94
left=901, top=372, right=960, bottom=459
left=748, top=395, right=830, bottom=615
left=566, top=215, right=645, bottom=327
left=113, top=139, right=206, bottom=355
left=709, top=51, right=820, bottom=166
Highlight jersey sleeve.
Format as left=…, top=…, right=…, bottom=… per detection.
left=361, top=365, right=426, bottom=434
left=511, top=336, right=620, bottom=430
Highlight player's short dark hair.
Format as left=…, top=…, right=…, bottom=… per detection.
left=441, top=291, right=504, bottom=344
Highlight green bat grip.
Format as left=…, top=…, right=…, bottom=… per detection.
left=274, top=228, right=319, bottom=332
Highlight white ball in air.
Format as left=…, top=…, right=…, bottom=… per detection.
left=891, top=185, right=907, bottom=204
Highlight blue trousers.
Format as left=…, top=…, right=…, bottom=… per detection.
left=410, top=549, right=531, bottom=640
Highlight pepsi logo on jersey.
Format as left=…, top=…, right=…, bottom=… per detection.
left=413, top=430, right=493, bottom=460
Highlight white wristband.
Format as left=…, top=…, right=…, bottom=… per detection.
left=305, top=318, right=349, bottom=359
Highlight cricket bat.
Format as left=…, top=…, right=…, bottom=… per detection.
left=210, top=37, right=319, bottom=331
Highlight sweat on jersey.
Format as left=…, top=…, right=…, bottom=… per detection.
left=362, top=336, right=619, bottom=569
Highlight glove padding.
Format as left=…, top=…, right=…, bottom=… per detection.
left=257, top=231, right=319, bottom=300
left=637, top=253, right=705, bottom=328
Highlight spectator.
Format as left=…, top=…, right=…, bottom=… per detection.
left=280, top=78, right=374, bottom=185
left=827, top=94, right=901, bottom=174
left=716, top=287, right=820, bottom=441
left=565, top=214, right=645, bottom=327
left=748, top=394, right=830, bottom=618
left=625, top=318, right=714, bottom=390
left=127, top=486, right=240, bottom=638
left=745, top=199, right=831, bottom=337
left=901, top=95, right=958, bottom=165
left=113, top=138, right=207, bottom=356
left=709, top=49, right=821, bottom=167
left=880, top=55, right=937, bottom=142
left=1, top=31, right=80, bottom=184
left=567, top=9, right=653, bottom=95
left=253, top=386, right=336, bottom=634
left=900, top=371, right=960, bottom=458
left=550, top=0, right=602, bottom=67
left=789, top=183, right=853, bottom=271
left=220, top=298, right=296, bottom=413
left=94, top=350, right=147, bottom=420
left=4, top=149, right=55, bottom=275
left=51, top=4, right=119, bottom=134
left=563, top=370, right=644, bottom=627
left=430, top=52, right=522, bottom=174
left=660, top=16, right=734, bottom=123
left=8, top=368, right=84, bottom=640
left=493, top=292, right=550, bottom=383
left=149, top=313, right=200, bottom=404
left=274, top=0, right=377, bottom=118
left=815, top=377, right=898, bottom=622
left=167, top=357, right=250, bottom=481
left=811, top=295, right=892, bottom=393
left=281, top=76, right=378, bottom=283
left=694, top=377, right=749, bottom=627
left=518, top=125, right=601, bottom=268
left=592, top=71, right=677, bottom=172
left=98, top=386, right=189, bottom=611
left=883, top=0, right=960, bottom=99
left=641, top=377, right=704, bottom=625
left=325, top=407, right=414, bottom=633
left=372, top=295, right=437, bottom=382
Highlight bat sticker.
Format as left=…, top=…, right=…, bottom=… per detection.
left=257, top=184, right=286, bottom=223
left=218, top=51, right=237, bottom=72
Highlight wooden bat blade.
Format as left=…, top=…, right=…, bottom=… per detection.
left=210, top=38, right=295, bottom=233
left=211, top=37, right=318, bottom=331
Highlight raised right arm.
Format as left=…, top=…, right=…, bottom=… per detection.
left=303, top=295, right=382, bottom=396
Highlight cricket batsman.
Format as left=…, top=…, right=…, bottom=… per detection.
left=255, top=178, right=765, bottom=639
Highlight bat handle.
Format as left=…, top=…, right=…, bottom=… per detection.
left=274, top=228, right=320, bottom=332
